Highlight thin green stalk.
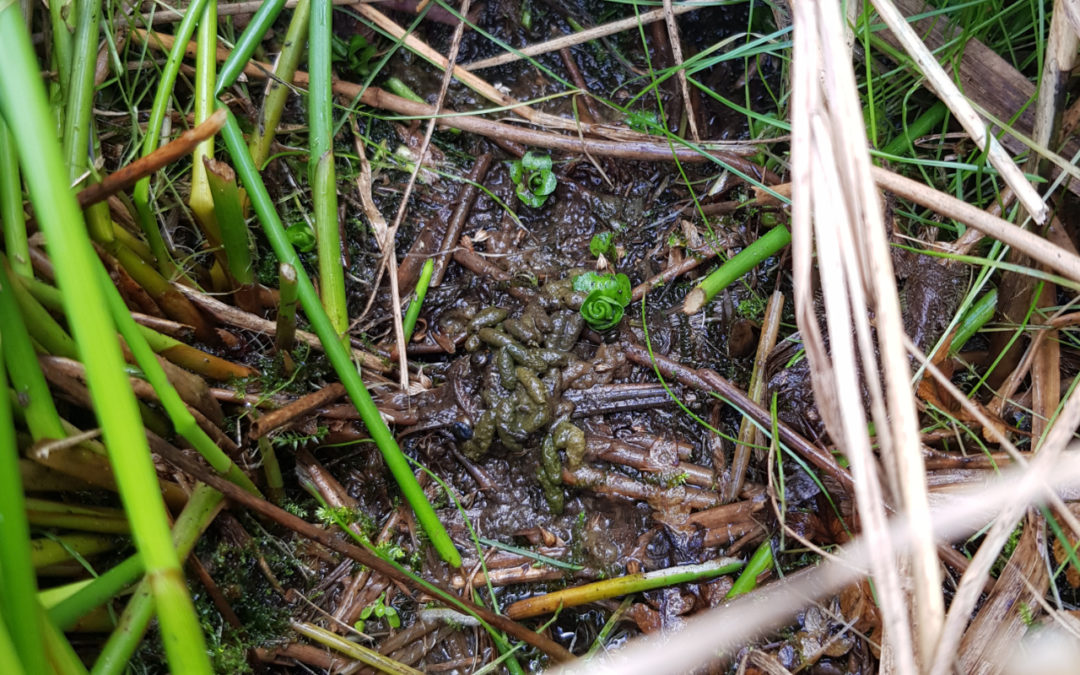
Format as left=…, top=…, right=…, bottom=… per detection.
left=46, top=556, right=140, bottom=630
left=0, top=330, right=48, bottom=675
left=189, top=0, right=222, bottom=246
left=248, top=0, right=311, bottom=168
left=726, top=540, right=773, bottom=598
left=213, top=0, right=288, bottom=97
left=275, top=262, right=298, bottom=352
left=0, top=120, right=31, bottom=277
left=682, top=224, right=791, bottom=314
left=384, top=77, right=426, bottom=104
left=879, top=100, right=949, bottom=158
left=0, top=263, right=68, bottom=440
left=309, top=0, right=348, bottom=340
left=402, top=258, right=433, bottom=343
left=96, top=262, right=261, bottom=496
left=219, top=110, right=461, bottom=566
left=0, top=11, right=212, bottom=673
left=47, top=0, right=74, bottom=106
left=61, top=0, right=101, bottom=181
left=132, top=0, right=210, bottom=273
left=61, top=483, right=222, bottom=637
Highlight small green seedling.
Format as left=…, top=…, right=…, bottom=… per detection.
left=285, top=222, right=316, bottom=253
left=589, top=232, right=615, bottom=259
left=573, top=271, right=631, bottom=331
left=354, top=592, right=400, bottom=633
left=509, top=151, right=557, bottom=208
left=331, top=34, right=375, bottom=79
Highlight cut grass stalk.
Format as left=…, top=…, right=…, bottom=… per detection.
left=402, top=258, right=433, bottom=343
left=203, top=157, right=254, bottom=286
left=504, top=557, right=744, bottom=619
left=0, top=10, right=212, bottom=673
left=133, top=0, right=209, bottom=273
left=248, top=0, right=311, bottom=169
left=683, top=224, right=791, bottom=314
left=0, top=330, right=49, bottom=675
left=725, top=539, right=773, bottom=598
left=0, top=121, right=31, bottom=277
left=219, top=109, right=461, bottom=566
left=275, top=262, right=299, bottom=353
left=384, top=76, right=426, bottom=104
left=309, top=0, right=349, bottom=342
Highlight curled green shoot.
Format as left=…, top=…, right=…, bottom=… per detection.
left=573, top=271, right=631, bottom=331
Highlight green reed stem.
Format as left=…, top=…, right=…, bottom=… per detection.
left=47, top=0, right=74, bottom=107
left=61, top=0, right=101, bottom=181
left=0, top=121, right=31, bottom=277
left=726, top=539, right=773, bottom=598
left=249, top=0, right=311, bottom=168
left=7, top=263, right=77, bottom=359
left=0, top=10, right=212, bottom=673
left=402, top=258, right=433, bottom=343
left=219, top=109, right=460, bottom=566
left=214, top=0, right=287, bottom=97
left=133, top=0, right=209, bottom=273
left=683, top=224, right=791, bottom=314
left=0, top=263, right=67, bottom=441
left=0, top=331, right=48, bottom=675
left=189, top=0, right=221, bottom=246
left=950, top=288, right=997, bottom=356
left=204, top=158, right=253, bottom=284
left=257, top=435, right=285, bottom=504
left=309, top=0, right=348, bottom=341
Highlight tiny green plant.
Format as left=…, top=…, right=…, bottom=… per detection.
left=589, top=232, right=615, bottom=259
left=331, top=34, right=375, bottom=79
left=573, top=271, right=631, bottom=332
left=508, top=151, right=557, bottom=208
left=354, top=592, right=400, bottom=633
left=285, top=222, right=316, bottom=252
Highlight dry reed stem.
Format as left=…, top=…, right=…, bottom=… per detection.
left=871, top=167, right=1080, bottom=284
left=870, top=0, right=1047, bottom=224
left=792, top=1, right=940, bottom=668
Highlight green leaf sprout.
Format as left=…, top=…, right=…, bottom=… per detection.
left=589, top=231, right=615, bottom=258
left=509, top=151, right=558, bottom=208
left=573, top=271, right=631, bottom=331
left=285, top=222, right=316, bottom=253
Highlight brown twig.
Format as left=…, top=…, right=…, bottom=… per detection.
left=77, top=109, right=227, bottom=207
left=249, top=383, right=347, bottom=439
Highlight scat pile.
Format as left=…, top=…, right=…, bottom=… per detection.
left=438, top=276, right=629, bottom=512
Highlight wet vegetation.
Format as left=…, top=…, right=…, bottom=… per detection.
left=4, top=0, right=1080, bottom=673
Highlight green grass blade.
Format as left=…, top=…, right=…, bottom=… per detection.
left=218, top=109, right=461, bottom=567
